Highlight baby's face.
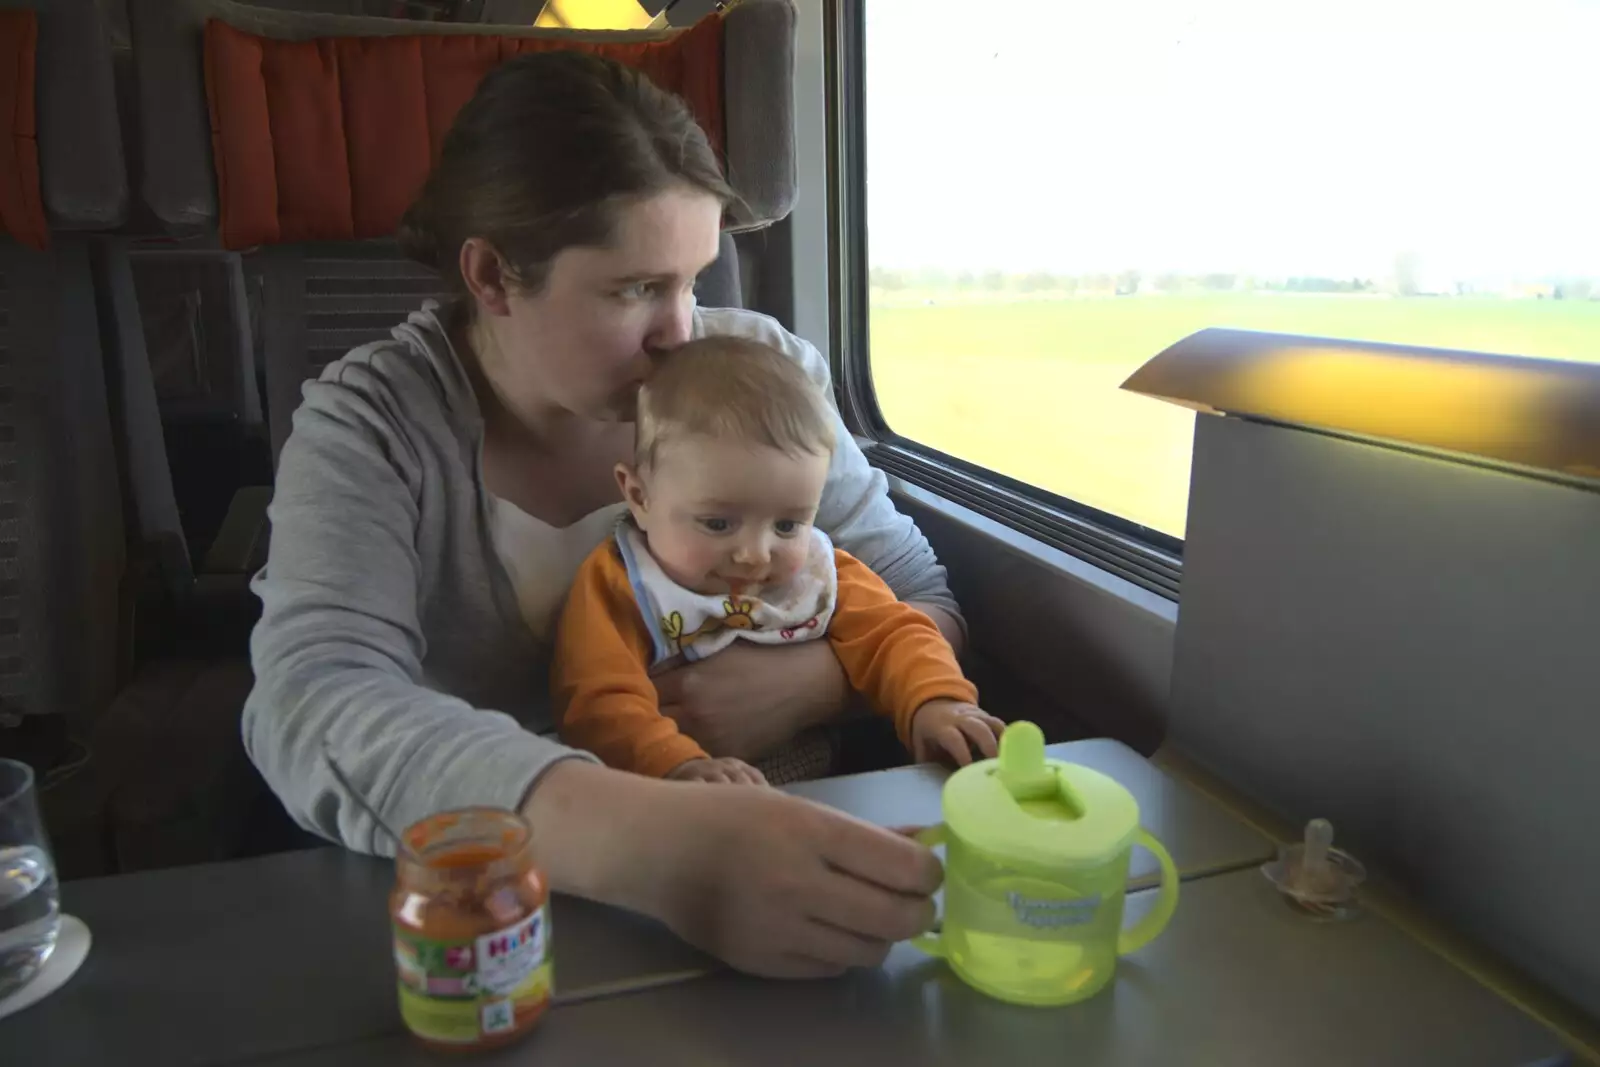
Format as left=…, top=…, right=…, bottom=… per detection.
left=626, top=435, right=831, bottom=596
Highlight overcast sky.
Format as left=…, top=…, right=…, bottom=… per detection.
left=864, top=0, right=1600, bottom=282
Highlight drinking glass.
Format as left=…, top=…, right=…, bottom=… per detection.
left=0, top=758, right=60, bottom=999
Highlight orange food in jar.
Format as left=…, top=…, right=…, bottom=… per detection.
left=389, top=808, right=552, bottom=1051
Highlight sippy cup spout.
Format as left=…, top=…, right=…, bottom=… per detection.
left=997, top=721, right=1056, bottom=801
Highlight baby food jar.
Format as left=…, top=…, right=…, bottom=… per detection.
left=389, top=808, right=552, bottom=1052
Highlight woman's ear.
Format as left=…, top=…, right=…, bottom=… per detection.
left=616, top=463, right=650, bottom=527
left=460, top=237, right=514, bottom=318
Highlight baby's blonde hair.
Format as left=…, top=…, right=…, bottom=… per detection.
left=635, top=336, right=836, bottom=472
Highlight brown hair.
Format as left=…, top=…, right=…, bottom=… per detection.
left=636, top=337, right=836, bottom=472
left=398, top=50, right=735, bottom=295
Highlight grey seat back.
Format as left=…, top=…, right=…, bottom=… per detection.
left=0, top=0, right=129, bottom=740
left=129, top=0, right=796, bottom=464
left=253, top=241, right=452, bottom=461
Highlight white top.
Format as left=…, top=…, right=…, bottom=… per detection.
left=489, top=498, right=628, bottom=643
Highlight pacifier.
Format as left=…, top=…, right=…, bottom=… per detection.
left=1260, top=817, right=1366, bottom=920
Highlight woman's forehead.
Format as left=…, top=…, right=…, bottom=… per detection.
left=574, top=188, right=723, bottom=282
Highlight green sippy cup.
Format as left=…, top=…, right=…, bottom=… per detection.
left=911, top=721, right=1179, bottom=1006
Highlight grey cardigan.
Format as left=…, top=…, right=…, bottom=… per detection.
left=243, top=303, right=961, bottom=854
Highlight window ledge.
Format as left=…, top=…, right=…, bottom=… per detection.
left=876, top=459, right=1180, bottom=628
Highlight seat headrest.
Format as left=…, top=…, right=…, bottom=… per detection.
left=0, top=0, right=129, bottom=245
left=131, top=0, right=796, bottom=244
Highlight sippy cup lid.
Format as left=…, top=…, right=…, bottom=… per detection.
left=941, top=721, right=1141, bottom=869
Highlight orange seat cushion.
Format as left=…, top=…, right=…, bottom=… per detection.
left=0, top=11, right=46, bottom=251
left=204, top=19, right=725, bottom=250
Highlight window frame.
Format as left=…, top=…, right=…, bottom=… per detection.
left=823, top=0, right=1185, bottom=600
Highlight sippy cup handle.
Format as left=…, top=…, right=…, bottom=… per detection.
left=1119, top=827, right=1179, bottom=955
left=909, top=825, right=948, bottom=958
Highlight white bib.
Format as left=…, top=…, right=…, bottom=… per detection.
left=614, top=521, right=839, bottom=667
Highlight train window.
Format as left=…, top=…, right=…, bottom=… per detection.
left=857, top=0, right=1600, bottom=540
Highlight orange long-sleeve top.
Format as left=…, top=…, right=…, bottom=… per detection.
left=551, top=538, right=978, bottom=778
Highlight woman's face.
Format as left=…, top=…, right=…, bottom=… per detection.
left=471, top=186, right=724, bottom=427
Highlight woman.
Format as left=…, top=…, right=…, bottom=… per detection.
left=243, top=51, right=965, bottom=979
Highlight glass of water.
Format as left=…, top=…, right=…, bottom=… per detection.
left=0, top=758, right=59, bottom=998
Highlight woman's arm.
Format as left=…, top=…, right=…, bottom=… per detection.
left=653, top=639, right=850, bottom=760
left=911, top=602, right=967, bottom=658
left=521, top=759, right=944, bottom=978
left=242, top=362, right=594, bottom=854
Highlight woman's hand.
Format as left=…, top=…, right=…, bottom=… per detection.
left=910, top=700, right=1006, bottom=767
left=650, top=785, right=941, bottom=977
left=652, top=641, right=850, bottom=762
left=523, top=760, right=941, bottom=978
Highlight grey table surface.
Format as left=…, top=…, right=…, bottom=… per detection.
left=1, top=846, right=709, bottom=1067
left=7, top=744, right=1536, bottom=1067
left=255, top=868, right=1571, bottom=1067
left=786, top=738, right=1277, bottom=888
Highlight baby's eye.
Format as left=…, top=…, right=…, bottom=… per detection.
left=774, top=520, right=802, bottom=537
left=698, top=517, right=732, bottom=534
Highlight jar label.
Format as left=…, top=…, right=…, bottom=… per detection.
left=394, top=905, right=552, bottom=1044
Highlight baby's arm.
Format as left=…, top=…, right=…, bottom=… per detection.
left=666, top=757, right=768, bottom=786
left=826, top=550, right=982, bottom=746
left=552, top=546, right=711, bottom=778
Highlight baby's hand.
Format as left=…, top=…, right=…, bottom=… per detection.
left=910, top=701, right=1006, bottom=767
left=667, top=757, right=769, bottom=786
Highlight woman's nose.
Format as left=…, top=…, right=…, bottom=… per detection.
left=647, top=293, right=694, bottom=349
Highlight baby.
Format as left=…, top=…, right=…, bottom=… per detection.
left=551, top=335, right=1005, bottom=786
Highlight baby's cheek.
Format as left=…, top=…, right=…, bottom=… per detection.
left=659, top=534, right=718, bottom=586
left=688, top=542, right=725, bottom=576
left=776, top=546, right=810, bottom=581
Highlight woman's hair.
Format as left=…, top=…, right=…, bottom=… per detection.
left=398, top=50, right=735, bottom=295
left=635, top=336, right=836, bottom=473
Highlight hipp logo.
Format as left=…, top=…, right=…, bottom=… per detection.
left=485, top=916, right=542, bottom=959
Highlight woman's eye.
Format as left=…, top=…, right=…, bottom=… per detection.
left=617, top=282, right=658, bottom=301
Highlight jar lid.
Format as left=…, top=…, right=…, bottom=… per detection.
left=941, top=722, right=1140, bottom=870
